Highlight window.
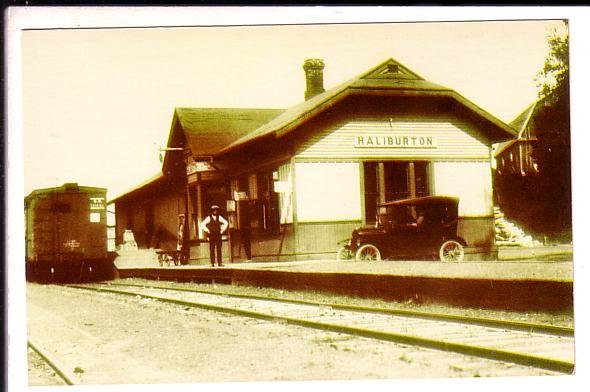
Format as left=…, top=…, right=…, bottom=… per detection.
left=257, top=171, right=280, bottom=234
left=363, top=161, right=430, bottom=224
left=235, top=171, right=280, bottom=233
left=383, top=162, right=410, bottom=201
left=90, top=212, right=101, bottom=223
left=414, top=162, right=430, bottom=197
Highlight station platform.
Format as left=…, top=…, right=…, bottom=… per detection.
left=113, top=245, right=573, bottom=312
left=116, top=258, right=574, bottom=281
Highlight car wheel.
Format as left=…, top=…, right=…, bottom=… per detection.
left=336, top=247, right=354, bottom=261
left=355, top=244, right=381, bottom=261
left=439, top=240, right=464, bottom=262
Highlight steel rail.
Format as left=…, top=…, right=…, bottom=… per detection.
left=28, top=341, right=75, bottom=385
left=70, top=284, right=574, bottom=374
left=104, top=281, right=574, bottom=337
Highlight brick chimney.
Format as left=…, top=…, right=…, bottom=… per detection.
left=303, top=59, right=325, bottom=100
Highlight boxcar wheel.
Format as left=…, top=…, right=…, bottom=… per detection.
left=439, top=240, right=464, bottom=262
left=336, top=247, right=354, bottom=261
left=355, top=244, right=381, bottom=261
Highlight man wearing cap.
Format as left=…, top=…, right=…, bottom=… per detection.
left=200, top=205, right=229, bottom=266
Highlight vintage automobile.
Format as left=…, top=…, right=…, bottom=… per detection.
left=337, top=196, right=467, bottom=262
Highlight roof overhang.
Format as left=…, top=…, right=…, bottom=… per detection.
left=214, top=58, right=517, bottom=158
left=493, top=138, right=539, bottom=158
left=216, top=87, right=516, bottom=158
left=107, top=173, right=165, bottom=205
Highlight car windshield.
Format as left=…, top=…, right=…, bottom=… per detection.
left=377, top=205, right=414, bottom=227
left=378, top=202, right=456, bottom=228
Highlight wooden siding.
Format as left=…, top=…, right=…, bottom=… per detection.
left=190, top=240, right=232, bottom=263
left=130, top=208, right=147, bottom=246
left=458, top=216, right=495, bottom=249
left=296, top=119, right=490, bottom=160
left=152, top=192, right=185, bottom=249
left=296, top=221, right=361, bottom=254
left=185, top=218, right=494, bottom=261
left=293, top=218, right=494, bottom=259
left=115, top=191, right=184, bottom=250
left=26, top=191, right=107, bottom=262
left=188, top=226, right=297, bottom=264
left=251, top=225, right=296, bottom=260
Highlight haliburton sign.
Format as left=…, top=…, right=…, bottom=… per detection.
left=354, top=135, right=437, bottom=148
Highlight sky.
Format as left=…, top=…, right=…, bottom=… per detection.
left=14, top=12, right=568, bottom=201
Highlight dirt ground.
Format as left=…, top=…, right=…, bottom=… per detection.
left=27, top=347, right=67, bottom=386
left=25, top=282, right=564, bottom=386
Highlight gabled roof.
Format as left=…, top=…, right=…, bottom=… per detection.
left=174, top=107, right=286, bottom=156
left=164, top=108, right=285, bottom=164
left=494, top=100, right=540, bottom=158
left=509, top=102, right=538, bottom=138
left=162, top=107, right=285, bottom=173
left=216, top=58, right=516, bottom=156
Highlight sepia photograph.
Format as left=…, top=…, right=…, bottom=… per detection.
left=5, top=6, right=589, bottom=392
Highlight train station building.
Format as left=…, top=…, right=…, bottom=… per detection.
left=109, top=58, right=516, bottom=262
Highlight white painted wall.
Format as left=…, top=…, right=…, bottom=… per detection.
left=433, top=160, right=494, bottom=217
left=295, top=161, right=362, bottom=222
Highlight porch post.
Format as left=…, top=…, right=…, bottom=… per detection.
left=377, top=162, right=386, bottom=204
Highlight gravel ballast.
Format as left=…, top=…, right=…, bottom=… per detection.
left=26, top=281, right=570, bottom=385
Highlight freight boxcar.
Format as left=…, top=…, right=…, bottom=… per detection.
left=25, top=183, right=114, bottom=283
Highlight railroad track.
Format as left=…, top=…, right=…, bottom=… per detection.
left=71, top=282, right=575, bottom=374
left=28, top=340, right=75, bottom=385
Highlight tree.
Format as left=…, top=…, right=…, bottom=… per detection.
left=535, top=22, right=569, bottom=101
left=532, top=23, right=571, bottom=240
left=493, top=22, right=572, bottom=242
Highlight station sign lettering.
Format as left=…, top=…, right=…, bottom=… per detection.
left=89, top=197, right=105, bottom=210
left=354, top=135, right=437, bottom=148
left=186, top=161, right=215, bottom=175
left=234, top=191, right=249, bottom=200
left=63, top=239, right=80, bottom=250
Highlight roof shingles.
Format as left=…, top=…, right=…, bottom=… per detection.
left=175, top=108, right=285, bottom=156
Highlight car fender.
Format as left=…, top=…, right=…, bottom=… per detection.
left=338, top=238, right=352, bottom=247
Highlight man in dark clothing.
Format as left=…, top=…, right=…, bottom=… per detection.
left=200, top=205, right=229, bottom=266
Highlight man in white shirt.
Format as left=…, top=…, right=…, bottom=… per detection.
left=200, top=205, right=229, bottom=266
